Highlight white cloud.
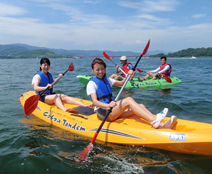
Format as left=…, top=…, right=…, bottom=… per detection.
left=142, top=0, right=179, bottom=12
left=0, top=0, right=211, bottom=52
left=0, top=3, right=26, bottom=16
left=83, top=0, right=99, bottom=4
left=119, top=0, right=179, bottom=12
left=192, top=14, right=206, bottom=19
left=137, top=14, right=170, bottom=24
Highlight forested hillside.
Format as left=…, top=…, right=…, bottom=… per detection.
left=150, top=47, right=212, bottom=58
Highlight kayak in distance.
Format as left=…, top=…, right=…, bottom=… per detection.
left=20, top=91, right=212, bottom=156
left=76, top=75, right=182, bottom=89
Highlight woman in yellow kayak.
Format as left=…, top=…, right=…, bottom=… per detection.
left=86, top=58, right=177, bottom=129
left=32, top=57, right=90, bottom=112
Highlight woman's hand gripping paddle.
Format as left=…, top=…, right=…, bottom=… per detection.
left=24, top=62, right=74, bottom=115
left=137, top=68, right=172, bottom=83
left=77, top=39, right=150, bottom=162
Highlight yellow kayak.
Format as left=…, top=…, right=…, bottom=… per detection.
left=20, top=91, right=212, bottom=156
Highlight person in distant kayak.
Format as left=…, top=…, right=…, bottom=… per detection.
left=110, top=56, right=135, bottom=80
left=32, top=57, right=91, bottom=112
left=86, top=58, right=177, bottom=129
left=137, top=56, right=172, bottom=81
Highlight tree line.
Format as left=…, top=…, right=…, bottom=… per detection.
left=1, top=44, right=212, bottom=59
left=150, top=47, right=212, bottom=58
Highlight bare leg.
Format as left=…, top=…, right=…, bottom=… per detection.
left=143, top=74, right=151, bottom=80
left=110, top=74, right=117, bottom=79
left=45, top=94, right=67, bottom=111
left=150, top=76, right=157, bottom=80
left=108, top=97, right=155, bottom=122
left=108, top=97, right=167, bottom=128
left=60, top=94, right=91, bottom=107
left=45, top=94, right=91, bottom=111
left=110, top=74, right=119, bottom=80
left=110, top=74, right=123, bottom=80
left=150, top=74, right=161, bottom=81
left=139, top=73, right=153, bottom=81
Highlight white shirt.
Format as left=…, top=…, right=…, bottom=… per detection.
left=31, top=74, right=41, bottom=85
left=86, top=77, right=116, bottom=111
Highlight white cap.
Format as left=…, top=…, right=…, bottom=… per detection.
left=120, top=56, right=127, bottom=60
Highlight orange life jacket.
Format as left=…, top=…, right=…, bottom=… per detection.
left=159, top=63, right=172, bottom=77
left=121, top=62, right=132, bottom=77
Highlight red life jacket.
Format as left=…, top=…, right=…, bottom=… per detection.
left=159, top=63, right=172, bottom=77
left=121, top=62, right=132, bottom=77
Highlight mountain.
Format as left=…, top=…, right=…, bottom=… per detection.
left=3, top=43, right=210, bottom=59
left=0, top=43, right=145, bottom=58
left=0, top=45, right=28, bottom=56
left=9, top=43, right=46, bottom=50
left=148, top=50, right=168, bottom=55
left=16, top=49, right=58, bottom=58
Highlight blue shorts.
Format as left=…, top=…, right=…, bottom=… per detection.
left=39, top=92, right=56, bottom=102
left=96, top=108, right=110, bottom=121
left=39, top=95, right=47, bottom=102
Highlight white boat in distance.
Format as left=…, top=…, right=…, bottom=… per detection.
left=191, top=55, right=196, bottom=59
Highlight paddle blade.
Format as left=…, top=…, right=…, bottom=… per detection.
left=24, top=95, right=40, bottom=115
left=68, top=62, right=74, bottom=71
left=163, top=77, right=172, bottom=83
left=137, top=68, right=143, bottom=73
left=103, top=51, right=111, bottom=60
left=77, top=142, right=93, bottom=162
left=141, top=39, right=150, bottom=56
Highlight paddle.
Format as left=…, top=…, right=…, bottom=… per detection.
left=24, top=62, right=74, bottom=115
left=103, top=52, right=127, bottom=76
left=77, top=39, right=150, bottom=162
left=137, top=68, right=147, bottom=73
left=137, top=68, right=172, bottom=83
left=103, top=51, right=141, bottom=88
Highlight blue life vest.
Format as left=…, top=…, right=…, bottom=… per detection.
left=90, top=77, right=114, bottom=104
left=36, top=71, right=54, bottom=95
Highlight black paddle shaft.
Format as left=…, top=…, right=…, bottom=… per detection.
left=39, top=66, right=71, bottom=96
left=95, top=53, right=146, bottom=135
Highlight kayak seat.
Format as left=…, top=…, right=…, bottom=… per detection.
left=72, top=106, right=95, bottom=116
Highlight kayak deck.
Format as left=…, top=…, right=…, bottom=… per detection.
left=76, top=75, right=182, bottom=89
left=20, top=91, right=212, bottom=156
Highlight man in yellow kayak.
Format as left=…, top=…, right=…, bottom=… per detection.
left=138, top=56, right=172, bottom=81
left=110, top=56, right=135, bottom=80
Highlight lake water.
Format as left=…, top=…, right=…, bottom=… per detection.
left=0, top=57, right=212, bottom=174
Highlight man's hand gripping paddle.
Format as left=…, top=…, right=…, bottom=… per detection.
left=137, top=68, right=172, bottom=83
left=77, top=39, right=150, bottom=162
left=103, top=51, right=140, bottom=87
left=24, top=62, right=74, bottom=115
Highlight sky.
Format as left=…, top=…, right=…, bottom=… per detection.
left=0, top=0, right=212, bottom=53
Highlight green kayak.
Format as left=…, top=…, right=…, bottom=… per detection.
left=76, top=75, right=182, bottom=89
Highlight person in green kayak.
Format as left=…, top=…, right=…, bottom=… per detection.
left=86, top=58, right=177, bottom=129
left=110, top=56, right=135, bottom=80
left=137, top=56, right=172, bottom=81
left=32, top=57, right=91, bottom=112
